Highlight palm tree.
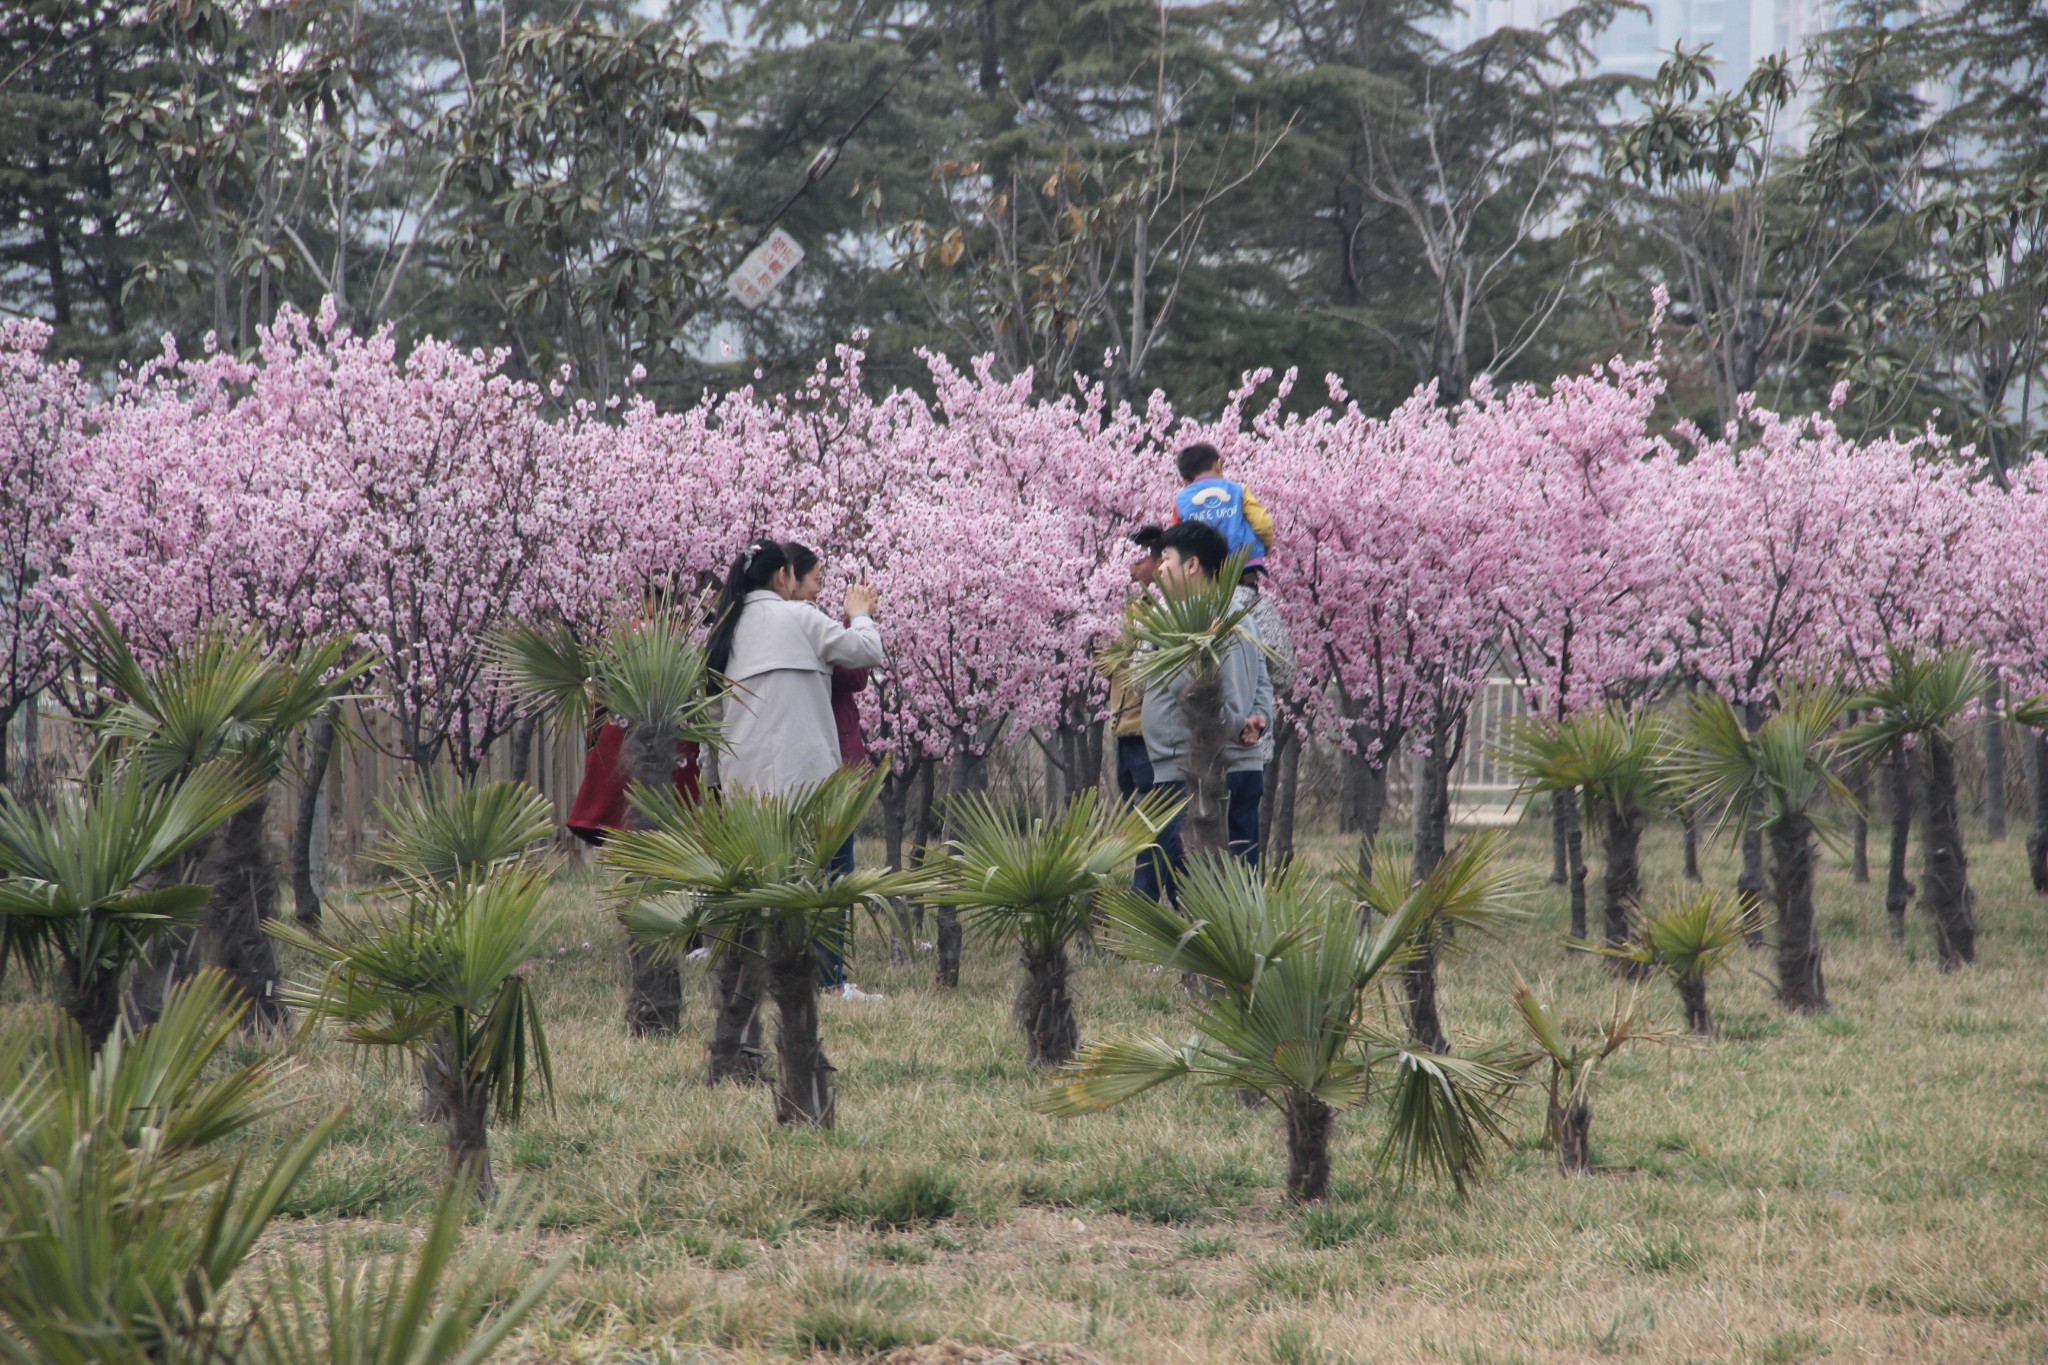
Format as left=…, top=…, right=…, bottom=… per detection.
left=1038, top=840, right=1519, bottom=1202
left=274, top=865, right=558, bottom=1200
left=77, top=606, right=370, bottom=1026
left=606, top=766, right=928, bottom=1129
left=1106, top=552, right=1261, bottom=862
left=1498, top=704, right=1671, bottom=956
left=492, top=609, right=722, bottom=1039
left=925, top=788, right=1183, bottom=1066
left=1511, top=974, right=1679, bottom=1174
left=1667, top=687, right=1852, bottom=1012
left=0, top=762, right=261, bottom=1048
left=1595, top=890, right=1755, bottom=1035
left=0, top=972, right=566, bottom=1364
left=1844, top=645, right=1992, bottom=966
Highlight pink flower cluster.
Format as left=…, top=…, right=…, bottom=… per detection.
left=6, top=301, right=2041, bottom=774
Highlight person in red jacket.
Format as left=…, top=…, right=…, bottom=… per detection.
left=566, top=575, right=705, bottom=845
left=785, top=541, right=880, bottom=1001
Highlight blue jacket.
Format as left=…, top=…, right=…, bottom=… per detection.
left=1175, top=477, right=1268, bottom=567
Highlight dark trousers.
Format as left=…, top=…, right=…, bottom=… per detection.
left=817, top=835, right=856, bottom=988
left=1135, top=769, right=1264, bottom=904
left=1115, top=734, right=1153, bottom=800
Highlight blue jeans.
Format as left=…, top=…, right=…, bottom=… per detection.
left=817, top=835, right=856, bottom=988
left=1134, top=771, right=1264, bottom=904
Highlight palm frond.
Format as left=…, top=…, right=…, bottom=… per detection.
left=1033, top=1036, right=1196, bottom=1116
left=486, top=621, right=594, bottom=734
left=1378, top=1050, right=1519, bottom=1192
left=1843, top=643, right=1995, bottom=765
left=369, top=778, right=557, bottom=885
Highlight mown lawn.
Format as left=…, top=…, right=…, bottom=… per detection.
left=186, top=819, right=2048, bottom=1361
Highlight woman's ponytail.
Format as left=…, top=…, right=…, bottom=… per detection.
left=705, top=538, right=793, bottom=689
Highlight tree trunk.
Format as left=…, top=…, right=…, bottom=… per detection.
left=506, top=713, right=537, bottom=785
left=881, top=759, right=917, bottom=965
left=909, top=760, right=937, bottom=938
left=67, top=954, right=125, bottom=1052
left=425, top=1039, right=494, bottom=1201
left=196, top=799, right=289, bottom=1030
left=1017, top=943, right=1079, bottom=1067
left=1886, top=740, right=1916, bottom=944
left=707, top=927, right=767, bottom=1085
left=1674, top=973, right=1713, bottom=1037
left=936, top=746, right=987, bottom=988
left=1180, top=674, right=1231, bottom=860
left=1554, top=791, right=1587, bottom=939
left=765, top=923, right=834, bottom=1127
left=1553, top=1099, right=1592, bottom=1176
left=1682, top=805, right=1702, bottom=883
left=1339, top=744, right=1368, bottom=835
left=1921, top=731, right=1976, bottom=969
left=1550, top=790, right=1570, bottom=885
left=2029, top=730, right=2048, bottom=894
left=1269, top=722, right=1301, bottom=860
left=1770, top=812, right=1827, bottom=1012
left=1351, top=757, right=1390, bottom=880
left=1598, top=800, right=1647, bottom=969
left=1984, top=685, right=2006, bottom=842
left=1405, top=739, right=1451, bottom=1053
left=1282, top=1091, right=1334, bottom=1202
left=1737, top=805, right=1767, bottom=947
left=292, top=702, right=340, bottom=926
left=1848, top=743, right=1871, bottom=885
left=623, top=720, right=683, bottom=1034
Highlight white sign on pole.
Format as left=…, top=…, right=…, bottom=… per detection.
left=725, top=228, right=806, bottom=309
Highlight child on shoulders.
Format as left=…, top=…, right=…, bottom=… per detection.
left=1171, top=442, right=1274, bottom=585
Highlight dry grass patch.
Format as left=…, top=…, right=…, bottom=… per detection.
left=116, top=819, right=2048, bottom=1361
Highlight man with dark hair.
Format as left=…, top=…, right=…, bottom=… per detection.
left=1171, top=442, right=1275, bottom=579
left=1104, top=526, right=1165, bottom=803
left=1135, top=521, right=1274, bottom=898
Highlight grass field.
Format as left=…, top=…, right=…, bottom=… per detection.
left=158, top=819, right=2048, bottom=1361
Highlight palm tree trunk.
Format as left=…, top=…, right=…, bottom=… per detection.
left=1598, top=799, right=1645, bottom=954
left=624, top=720, right=683, bottom=1035
left=1565, top=800, right=1587, bottom=938
left=765, top=922, right=834, bottom=1127
left=1886, top=739, right=1915, bottom=943
left=292, top=701, right=340, bottom=926
left=424, top=1040, right=494, bottom=1201
left=2029, top=730, right=2048, bottom=894
left=1674, top=974, right=1713, bottom=1036
left=707, top=927, right=767, bottom=1084
left=1282, top=1091, right=1334, bottom=1201
left=1180, top=674, right=1231, bottom=859
left=1770, top=812, right=1827, bottom=1012
left=1921, top=731, right=1976, bottom=969
left=197, top=799, right=289, bottom=1030
left=1260, top=721, right=1301, bottom=861
left=1682, top=804, right=1702, bottom=882
left=67, top=953, right=125, bottom=1052
left=1554, top=1098, right=1592, bottom=1175
left=1017, top=943, right=1079, bottom=1067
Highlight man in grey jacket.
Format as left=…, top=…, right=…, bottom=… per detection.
left=1134, top=522, right=1274, bottom=903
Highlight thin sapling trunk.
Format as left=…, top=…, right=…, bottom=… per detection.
left=292, top=701, right=340, bottom=926
left=1554, top=1096, right=1592, bottom=1176
left=1886, top=739, right=1916, bottom=943
left=1675, top=974, right=1713, bottom=1036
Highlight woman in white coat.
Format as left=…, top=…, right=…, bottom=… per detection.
left=705, top=538, right=886, bottom=1000
left=706, top=538, right=885, bottom=798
